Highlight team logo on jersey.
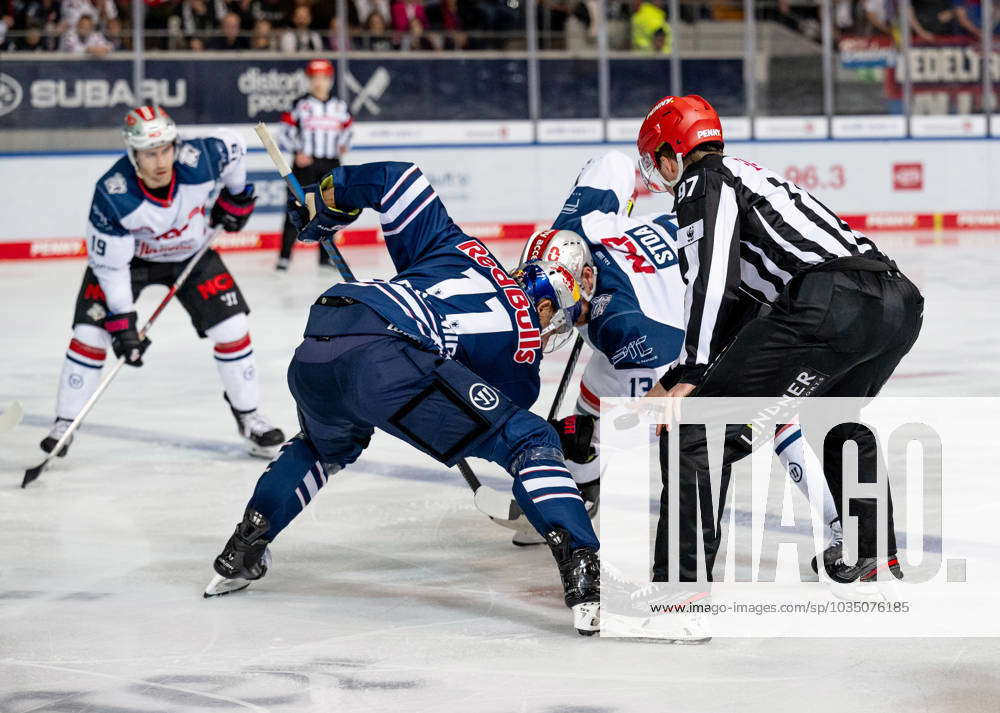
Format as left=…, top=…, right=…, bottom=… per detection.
left=590, top=293, right=612, bottom=319
left=611, top=336, right=653, bottom=366
left=0, top=73, right=23, bottom=118
left=86, top=303, right=107, bottom=322
left=788, top=462, right=803, bottom=483
left=104, top=173, right=127, bottom=195
left=177, top=144, right=201, bottom=168
left=469, top=383, right=500, bottom=411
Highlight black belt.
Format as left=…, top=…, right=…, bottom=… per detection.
left=807, top=254, right=900, bottom=275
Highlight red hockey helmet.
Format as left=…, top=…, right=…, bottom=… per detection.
left=637, top=95, right=722, bottom=192
left=305, top=58, right=334, bottom=76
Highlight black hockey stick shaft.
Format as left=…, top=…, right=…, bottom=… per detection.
left=22, top=232, right=220, bottom=488
left=547, top=334, right=585, bottom=421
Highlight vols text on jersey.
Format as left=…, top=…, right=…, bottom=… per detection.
left=601, top=224, right=677, bottom=274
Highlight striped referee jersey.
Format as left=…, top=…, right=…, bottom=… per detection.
left=673, top=153, right=884, bottom=380
left=279, top=93, right=353, bottom=160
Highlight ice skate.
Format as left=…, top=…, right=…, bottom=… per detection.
left=40, top=418, right=74, bottom=457
left=601, top=562, right=711, bottom=643
left=204, top=509, right=272, bottom=598
left=227, top=396, right=285, bottom=458
left=545, top=527, right=600, bottom=636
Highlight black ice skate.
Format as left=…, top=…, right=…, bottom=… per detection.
left=545, top=527, right=600, bottom=636
left=204, top=508, right=272, bottom=598
left=40, top=418, right=74, bottom=457
left=225, top=394, right=285, bottom=458
left=812, top=541, right=903, bottom=584
left=512, top=479, right=599, bottom=546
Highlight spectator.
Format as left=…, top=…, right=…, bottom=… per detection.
left=911, top=0, right=959, bottom=38
left=7, top=19, right=48, bottom=50
left=863, top=0, right=898, bottom=38
left=104, top=15, right=122, bottom=48
left=356, top=10, right=393, bottom=49
left=428, top=0, right=468, bottom=49
left=182, top=0, right=215, bottom=39
left=189, top=35, right=206, bottom=49
left=208, top=11, right=250, bottom=49
left=60, top=12, right=111, bottom=54
left=631, top=0, right=671, bottom=53
left=215, top=0, right=254, bottom=28
left=280, top=4, right=322, bottom=51
left=354, top=0, right=390, bottom=27
left=324, top=15, right=343, bottom=49
left=61, top=0, right=115, bottom=30
left=250, top=17, right=276, bottom=48
left=391, top=0, right=427, bottom=33
left=952, top=0, right=1000, bottom=39
left=251, top=0, right=289, bottom=26
left=400, top=15, right=434, bottom=48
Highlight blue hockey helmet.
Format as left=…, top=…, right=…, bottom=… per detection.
left=513, top=259, right=583, bottom=353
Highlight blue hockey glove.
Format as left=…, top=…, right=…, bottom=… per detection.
left=288, top=180, right=360, bottom=244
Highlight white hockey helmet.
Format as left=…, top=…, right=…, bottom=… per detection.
left=122, top=105, right=178, bottom=167
left=512, top=259, right=584, bottom=353
left=517, top=229, right=597, bottom=300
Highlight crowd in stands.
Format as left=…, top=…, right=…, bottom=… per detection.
left=0, top=0, right=996, bottom=54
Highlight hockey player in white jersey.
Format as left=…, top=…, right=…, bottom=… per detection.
left=41, top=106, right=285, bottom=458
left=514, top=152, right=842, bottom=573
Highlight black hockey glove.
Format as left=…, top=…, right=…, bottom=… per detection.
left=210, top=184, right=257, bottom=232
left=549, top=414, right=597, bottom=464
left=288, top=180, right=360, bottom=243
left=104, top=311, right=150, bottom=367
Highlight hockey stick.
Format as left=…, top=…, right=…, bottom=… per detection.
left=548, top=334, right=585, bottom=421
left=253, top=122, right=354, bottom=280
left=254, top=123, right=520, bottom=523
left=0, top=401, right=23, bottom=434
left=21, top=232, right=221, bottom=488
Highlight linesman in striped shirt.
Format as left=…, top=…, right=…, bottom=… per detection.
left=277, top=58, right=354, bottom=270
left=638, top=95, right=924, bottom=586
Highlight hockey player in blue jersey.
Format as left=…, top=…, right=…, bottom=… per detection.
left=42, top=106, right=285, bottom=459
left=512, top=152, right=843, bottom=632
left=204, top=161, right=601, bottom=635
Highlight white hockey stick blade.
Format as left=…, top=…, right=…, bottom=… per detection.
left=0, top=401, right=23, bottom=434
left=203, top=573, right=252, bottom=598
left=473, top=485, right=527, bottom=529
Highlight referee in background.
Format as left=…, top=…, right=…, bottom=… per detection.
left=638, top=95, right=924, bottom=585
left=276, top=58, right=354, bottom=270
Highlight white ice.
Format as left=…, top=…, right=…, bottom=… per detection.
left=1, top=236, right=999, bottom=713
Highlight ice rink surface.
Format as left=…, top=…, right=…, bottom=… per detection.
left=2, top=236, right=999, bottom=713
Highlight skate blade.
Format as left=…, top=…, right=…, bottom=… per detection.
left=573, top=601, right=600, bottom=636
left=601, top=613, right=711, bottom=644
left=203, top=573, right=252, bottom=598
left=246, top=443, right=280, bottom=459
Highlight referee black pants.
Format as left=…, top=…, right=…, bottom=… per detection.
left=280, top=157, right=341, bottom=264
left=655, top=263, right=924, bottom=580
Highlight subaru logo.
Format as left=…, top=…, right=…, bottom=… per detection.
left=469, top=383, right=500, bottom=411
left=0, top=73, right=23, bottom=118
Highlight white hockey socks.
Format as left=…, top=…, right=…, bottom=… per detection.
left=774, top=424, right=839, bottom=533
left=207, top=315, right=259, bottom=412
left=56, top=325, right=109, bottom=421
